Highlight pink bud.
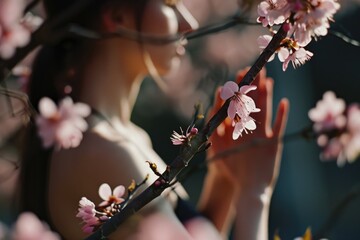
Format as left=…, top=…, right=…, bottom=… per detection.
left=282, top=23, right=291, bottom=32
left=190, top=127, right=198, bottom=135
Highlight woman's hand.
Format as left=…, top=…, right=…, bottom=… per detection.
left=207, top=68, right=289, bottom=196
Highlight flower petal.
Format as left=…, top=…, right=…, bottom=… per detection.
left=239, top=85, right=257, bottom=94
left=113, top=185, right=125, bottom=199
left=227, top=101, right=237, bottom=119
left=98, top=183, right=112, bottom=201
left=220, top=81, right=238, bottom=100
left=39, top=97, right=57, bottom=118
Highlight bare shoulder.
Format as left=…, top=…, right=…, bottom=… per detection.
left=51, top=128, right=150, bottom=191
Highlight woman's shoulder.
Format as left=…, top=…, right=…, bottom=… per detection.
left=50, top=128, right=150, bottom=192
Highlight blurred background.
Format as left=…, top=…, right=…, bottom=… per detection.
left=132, top=0, right=360, bottom=239
left=1, top=0, right=360, bottom=239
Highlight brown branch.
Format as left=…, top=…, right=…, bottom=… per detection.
left=85, top=24, right=288, bottom=240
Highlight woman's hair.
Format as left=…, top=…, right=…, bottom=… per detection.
left=18, top=0, right=149, bottom=227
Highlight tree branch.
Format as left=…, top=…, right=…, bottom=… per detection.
left=85, top=25, right=288, bottom=240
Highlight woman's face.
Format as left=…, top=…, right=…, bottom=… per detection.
left=140, top=0, right=199, bottom=75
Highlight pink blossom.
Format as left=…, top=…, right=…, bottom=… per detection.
left=98, top=183, right=125, bottom=207
left=220, top=81, right=260, bottom=120
left=0, top=0, right=31, bottom=59
left=76, top=197, right=96, bottom=220
left=76, top=197, right=99, bottom=234
left=257, top=0, right=290, bottom=27
left=282, top=47, right=313, bottom=71
left=11, top=212, right=60, bottom=240
left=291, top=0, right=340, bottom=46
left=170, top=127, right=198, bottom=145
left=308, top=91, right=346, bottom=133
left=232, top=115, right=257, bottom=140
left=258, top=35, right=313, bottom=71
left=35, top=97, right=91, bottom=150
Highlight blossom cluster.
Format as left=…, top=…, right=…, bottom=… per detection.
left=257, top=0, right=340, bottom=71
left=35, top=97, right=91, bottom=150
left=76, top=183, right=126, bottom=234
left=0, top=0, right=31, bottom=59
left=308, top=91, right=360, bottom=166
left=220, top=81, right=260, bottom=140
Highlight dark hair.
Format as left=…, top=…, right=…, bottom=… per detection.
left=18, top=0, right=149, bottom=228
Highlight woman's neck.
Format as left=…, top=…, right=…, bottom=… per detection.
left=77, top=41, right=145, bottom=126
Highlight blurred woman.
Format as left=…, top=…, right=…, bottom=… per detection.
left=19, top=0, right=289, bottom=239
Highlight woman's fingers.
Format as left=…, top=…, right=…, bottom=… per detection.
left=272, top=98, right=290, bottom=138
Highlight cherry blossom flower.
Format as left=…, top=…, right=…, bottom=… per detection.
left=76, top=197, right=100, bottom=234
left=11, top=212, right=60, bottom=240
left=282, top=47, right=313, bottom=71
left=309, top=93, right=360, bottom=165
left=98, top=183, right=126, bottom=207
left=220, top=81, right=259, bottom=140
left=0, top=0, right=31, bottom=59
left=35, top=97, right=91, bottom=150
left=170, top=127, right=198, bottom=145
left=291, top=0, right=340, bottom=46
left=257, top=0, right=340, bottom=71
left=308, top=91, right=346, bottom=133
left=232, top=115, right=257, bottom=140
left=257, top=0, right=290, bottom=27
left=220, top=81, right=260, bottom=120
left=258, top=35, right=313, bottom=71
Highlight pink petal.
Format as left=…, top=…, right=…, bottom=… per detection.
left=74, top=103, right=91, bottom=117
left=220, top=81, right=238, bottom=100
left=227, top=101, right=237, bottom=119
left=239, top=85, right=257, bottom=94
left=232, top=122, right=244, bottom=140
left=244, top=119, right=256, bottom=130
left=241, top=95, right=260, bottom=113
left=38, top=97, right=58, bottom=118
left=282, top=57, right=291, bottom=71
left=98, top=183, right=112, bottom=201
left=82, top=225, right=94, bottom=234
left=113, top=185, right=125, bottom=198
left=277, top=47, right=289, bottom=62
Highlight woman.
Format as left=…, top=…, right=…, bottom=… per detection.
left=19, top=0, right=289, bottom=239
